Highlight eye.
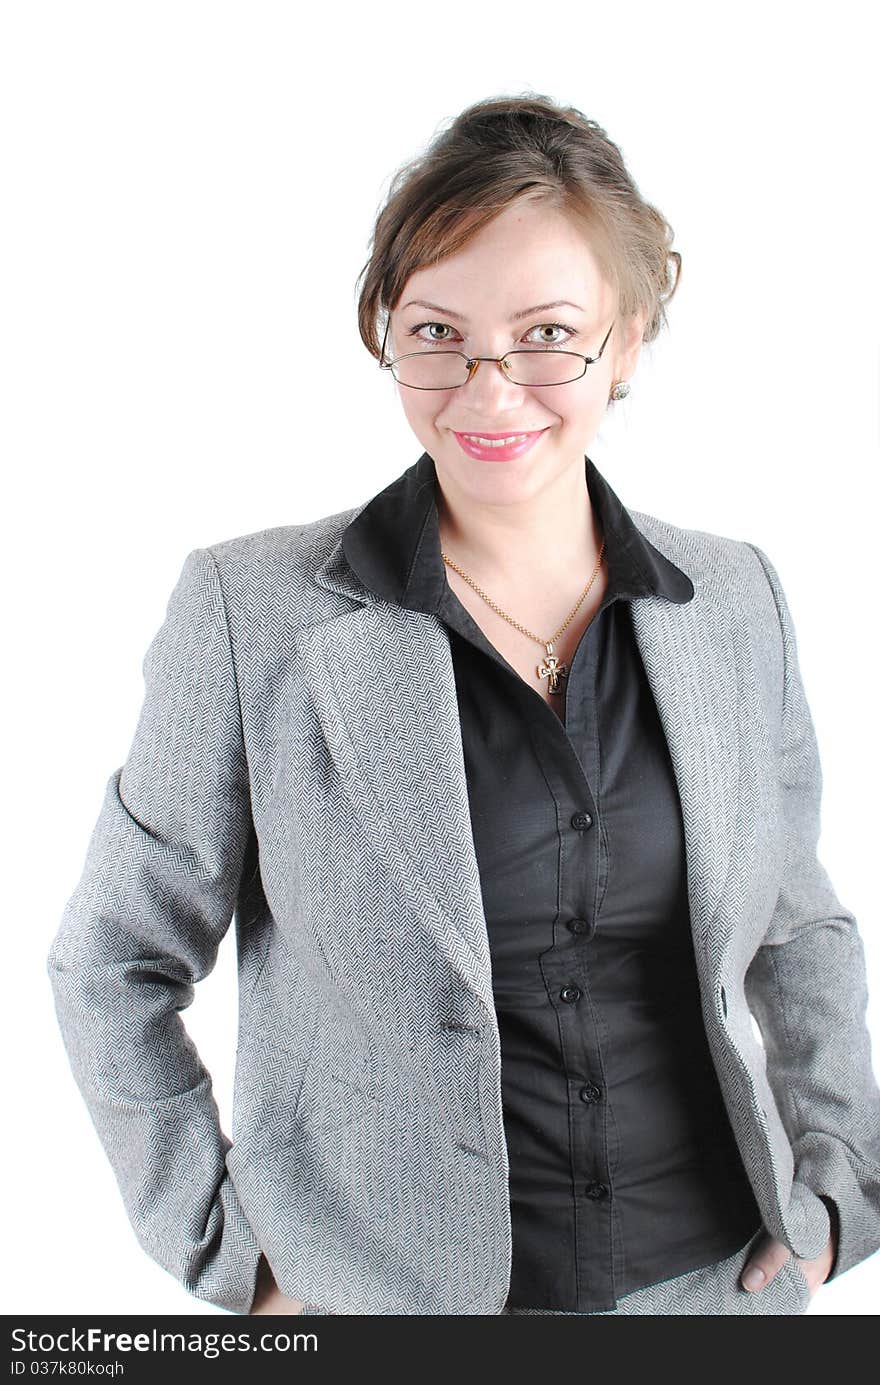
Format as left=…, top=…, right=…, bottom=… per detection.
left=406, top=321, right=459, bottom=345
left=523, top=322, right=577, bottom=347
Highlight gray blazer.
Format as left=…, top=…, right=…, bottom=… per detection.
left=47, top=480, right=880, bottom=1315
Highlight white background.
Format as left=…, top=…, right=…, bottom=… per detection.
left=2, top=0, right=878, bottom=1316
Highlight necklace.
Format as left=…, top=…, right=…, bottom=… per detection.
left=440, top=539, right=606, bottom=696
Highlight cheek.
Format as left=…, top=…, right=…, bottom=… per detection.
left=399, top=390, right=453, bottom=430
left=398, top=392, right=424, bottom=426
left=552, top=383, right=603, bottom=419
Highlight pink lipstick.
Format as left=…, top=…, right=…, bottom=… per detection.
left=452, top=429, right=548, bottom=462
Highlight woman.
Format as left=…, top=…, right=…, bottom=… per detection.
left=47, top=94, right=880, bottom=1317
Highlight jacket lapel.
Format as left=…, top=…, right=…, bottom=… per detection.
left=294, top=598, right=496, bottom=1012
left=296, top=524, right=740, bottom=1017
left=629, top=589, right=738, bottom=958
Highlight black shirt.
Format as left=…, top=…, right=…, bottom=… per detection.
left=341, top=450, right=763, bottom=1311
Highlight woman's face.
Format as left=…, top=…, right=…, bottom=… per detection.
left=386, top=198, right=645, bottom=508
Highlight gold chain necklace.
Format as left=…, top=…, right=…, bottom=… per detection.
left=440, top=539, right=606, bottom=696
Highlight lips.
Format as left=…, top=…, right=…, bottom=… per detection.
left=452, top=428, right=549, bottom=462
left=456, top=430, right=545, bottom=439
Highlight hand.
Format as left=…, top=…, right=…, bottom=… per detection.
left=249, top=1252, right=305, bottom=1315
left=740, top=1220, right=838, bottom=1300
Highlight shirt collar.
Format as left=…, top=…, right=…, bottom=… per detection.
left=341, top=449, right=694, bottom=613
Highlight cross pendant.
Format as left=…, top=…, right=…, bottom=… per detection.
left=537, top=641, right=568, bottom=695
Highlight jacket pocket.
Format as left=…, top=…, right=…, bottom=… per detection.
left=231, top=1012, right=323, bottom=1151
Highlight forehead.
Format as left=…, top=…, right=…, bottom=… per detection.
left=398, top=204, right=609, bottom=318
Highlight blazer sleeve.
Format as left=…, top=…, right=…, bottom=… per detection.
left=743, top=541, right=880, bottom=1282
left=46, top=546, right=264, bottom=1314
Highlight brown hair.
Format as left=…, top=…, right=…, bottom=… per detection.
left=356, top=92, right=682, bottom=362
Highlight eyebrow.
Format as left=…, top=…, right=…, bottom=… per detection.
left=400, top=298, right=588, bottom=323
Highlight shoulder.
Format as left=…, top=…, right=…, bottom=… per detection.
left=200, top=504, right=364, bottom=625
left=631, top=505, right=780, bottom=618
left=205, top=504, right=360, bottom=573
left=630, top=505, right=770, bottom=593
left=628, top=505, right=789, bottom=696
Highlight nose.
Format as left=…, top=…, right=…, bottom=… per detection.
left=460, top=356, right=528, bottom=408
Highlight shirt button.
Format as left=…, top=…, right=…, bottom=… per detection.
left=570, top=811, right=593, bottom=831
left=566, top=917, right=592, bottom=936
left=579, top=1083, right=602, bottom=1104
left=585, top=1181, right=609, bottom=1200
left=559, top=985, right=582, bottom=1004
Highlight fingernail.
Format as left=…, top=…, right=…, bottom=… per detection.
left=742, top=1265, right=766, bottom=1290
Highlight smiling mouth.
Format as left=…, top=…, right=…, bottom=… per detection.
left=453, top=428, right=547, bottom=447
left=457, top=430, right=545, bottom=438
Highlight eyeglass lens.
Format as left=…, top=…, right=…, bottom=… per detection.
left=390, top=351, right=586, bottom=389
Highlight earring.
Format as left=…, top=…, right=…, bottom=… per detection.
left=610, top=381, right=630, bottom=402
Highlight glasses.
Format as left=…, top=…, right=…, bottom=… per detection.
left=379, top=317, right=615, bottom=390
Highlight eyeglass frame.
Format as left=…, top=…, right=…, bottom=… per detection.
left=378, top=313, right=616, bottom=389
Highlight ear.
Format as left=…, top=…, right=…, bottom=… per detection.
left=612, top=310, right=649, bottom=380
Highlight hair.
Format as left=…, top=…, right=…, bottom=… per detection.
left=356, top=92, right=682, bottom=366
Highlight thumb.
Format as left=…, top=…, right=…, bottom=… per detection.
left=741, top=1233, right=791, bottom=1292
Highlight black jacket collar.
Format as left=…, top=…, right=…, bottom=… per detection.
left=341, top=450, right=694, bottom=612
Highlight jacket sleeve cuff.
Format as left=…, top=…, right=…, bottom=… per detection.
left=796, top=1129, right=880, bottom=1281
left=817, top=1194, right=840, bottom=1280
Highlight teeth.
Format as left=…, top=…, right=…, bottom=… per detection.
left=462, top=433, right=530, bottom=447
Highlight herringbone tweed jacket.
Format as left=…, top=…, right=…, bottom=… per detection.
left=48, top=453, right=880, bottom=1315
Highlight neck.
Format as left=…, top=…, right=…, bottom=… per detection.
left=435, top=460, right=602, bottom=588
